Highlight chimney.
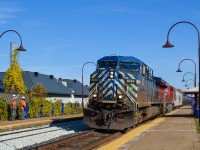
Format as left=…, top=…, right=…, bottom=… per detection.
left=49, top=75, right=53, bottom=79
left=34, top=72, right=39, bottom=77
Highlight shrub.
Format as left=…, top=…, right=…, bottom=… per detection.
left=7, top=104, right=12, bottom=120
left=54, top=100, right=62, bottom=116
left=0, top=98, right=8, bottom=121
left=41, top=99, right=53, bottom=117
left=16, top=103, right=21, bottom=119
left=64, top=102, right=71, bottom=115
left=28, top=98, right=41, bottom=118
left=28, top=83, right=47, bottom=99
left=71, top=102, right=79, bottom=114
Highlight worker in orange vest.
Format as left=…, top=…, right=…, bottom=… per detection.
left=20, top=96, right=26, bottom=120
left=11, top=94, right=17, bottom=120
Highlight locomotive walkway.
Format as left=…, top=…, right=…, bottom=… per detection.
left=99, top=106, right=200, bottom=150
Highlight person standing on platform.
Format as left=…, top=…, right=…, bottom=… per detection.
left=20, top=96, right=26, bottom=120
left=11, top=94, right=17, bottom=120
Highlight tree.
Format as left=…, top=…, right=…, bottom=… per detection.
left=28, top=83, right=47, bottom=99
left=3, top=49, right=27, bottom=94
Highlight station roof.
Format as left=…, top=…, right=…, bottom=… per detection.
left=58, top=79, right=89, bottom=96
left=184, top=86, right=199, bottom=94
left=0, top=71, right=89, bottom=96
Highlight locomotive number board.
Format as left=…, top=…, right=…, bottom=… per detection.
left=125, top=79, right=136, bottom=84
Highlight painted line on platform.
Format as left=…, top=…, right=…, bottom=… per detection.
left=147, top=130, right=195, bottom=132
left=98, top=109, right=179, bottom=150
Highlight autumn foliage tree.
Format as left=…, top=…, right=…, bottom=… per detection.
left=28, top=83, right=47, bottom=99
left=4, top=49, right=27, bottom=94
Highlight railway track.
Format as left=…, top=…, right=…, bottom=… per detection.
left=0, top=120, right=90, bottom=149
left=0, top=114, right=162, bottom=149
left=0, top=120, right=87, bottom=141
left=25, top=129, right=122, bottom=150
left=25, top=116, right=160, bottom=150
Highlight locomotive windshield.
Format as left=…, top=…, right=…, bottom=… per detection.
left=98, top=61, right=116, bottom=68
left=119, top=61, right=140, bottom=72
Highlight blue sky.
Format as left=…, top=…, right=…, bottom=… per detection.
left=0, top=0, right=199, bottom=90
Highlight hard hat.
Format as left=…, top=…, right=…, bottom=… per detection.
left=12, top=94, right=16, bottom=97
left=22, top=96, right=25, bottom=99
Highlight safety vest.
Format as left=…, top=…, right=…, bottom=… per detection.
left=20, top=100, right=26, bottom=110
left=12, top=101, right=17, bottom=108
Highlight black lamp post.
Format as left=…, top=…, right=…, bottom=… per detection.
left=0, top=30, right=26, bottom=51
left=82, top=62, right=97, bottom=109
left=187, top=83, right=194, bottom=89
left=176, top=59, right=196, bottom=87
left=185, top=79, right=195, bottom=87
left=182, top=72, right=195, bottom=82
left=162, top=21, right=200, bottom=124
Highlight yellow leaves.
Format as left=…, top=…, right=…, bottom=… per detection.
left=3, top=50, right=27, bottom=94
left=28, top=83, right=47, bottom=99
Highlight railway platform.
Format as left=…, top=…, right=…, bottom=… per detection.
left=99, top=106, right=200, bottom=150
left=0, top=113, right=83, bottom=132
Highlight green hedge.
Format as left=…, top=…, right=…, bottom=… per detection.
left=54, top=100, right=62, bottom=116
left=0, top=97, right=82, bottom=121
left=28, top=98, right=41, bottom=118
left=41, top=99, right=53, bottom=117
left=0, top=98, right=8, bottom=121
left=64, top=102, right=71, bottom=115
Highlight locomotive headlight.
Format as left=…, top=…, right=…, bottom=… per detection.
left=109, top=70, right=115, bottom=79
left=110, top=71, right=114, bottom=75
left=118, top=94, right=123, bottom=100
left=93, top=93, right=97, bottom=98
left=110, top=74, right=114, bottom=79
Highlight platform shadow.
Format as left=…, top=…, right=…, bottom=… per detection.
left=48, top=117, right=90, bottom=132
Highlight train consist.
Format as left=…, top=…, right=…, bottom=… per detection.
left=83, top=55, right=190, bottom=130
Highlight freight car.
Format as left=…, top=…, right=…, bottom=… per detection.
left=154, top=77, right=184, bottom=111
left=83, top=55, right=186, bottom=130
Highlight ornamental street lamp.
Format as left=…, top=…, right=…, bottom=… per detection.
left=185, top=79, right=195, bottom=87
left=82, top=62, right=97, bottom=109
left=182, top=72, right=195, bottom=82
left=187, top=83, right=194, bottom=89
left=0, top=30, right=26, bottom=51
left=176, top=59, right=196, bottom=87
left=162, top=21, right=200, bottom=124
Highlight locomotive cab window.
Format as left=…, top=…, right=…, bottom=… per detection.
left=98, top=61, right=116, bottom=68
left=119, top=61, right=140, bottom=72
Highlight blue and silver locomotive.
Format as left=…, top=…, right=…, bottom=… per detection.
left=83, top=55, right=162, bottom=130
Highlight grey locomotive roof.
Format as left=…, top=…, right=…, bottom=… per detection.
left=0, top=71, right=72, bottom=95
left=58, top=79, right=89, bottom=96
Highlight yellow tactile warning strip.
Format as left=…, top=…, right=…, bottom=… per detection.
left=98, top=109, right=179, bottom=150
